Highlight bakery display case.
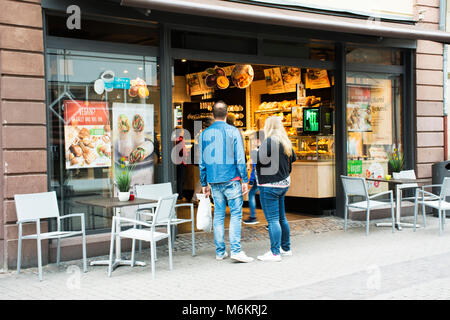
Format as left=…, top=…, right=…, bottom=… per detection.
left=294, top=135, right=335, bottom=161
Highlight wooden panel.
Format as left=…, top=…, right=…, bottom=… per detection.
left=286, top=162, right=335, bottom=198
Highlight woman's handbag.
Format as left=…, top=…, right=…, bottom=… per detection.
left=196, top=193, right=212, bottom=232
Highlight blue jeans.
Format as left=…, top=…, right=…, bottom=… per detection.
left=210, top=180, right=243, bottom=256
left=248, top=185, right=259, bottom=219
left=258, top=186, right=290, bottom=255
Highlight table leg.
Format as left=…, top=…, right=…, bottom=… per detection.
left=90, top=206, right=146, bottom=268
left=376, top=185, right=421, bottom=230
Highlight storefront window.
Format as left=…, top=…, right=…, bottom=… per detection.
left=346, top=47, right=403, bottom=65
left=346, top=72, right=402, bottom=195
left=46, top=49, right=161, bottom=232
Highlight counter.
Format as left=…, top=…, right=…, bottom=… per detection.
left=287, top=161, right=336, bottom=198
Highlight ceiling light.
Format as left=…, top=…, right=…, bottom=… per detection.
left=181, top=59, right=187, bottom=63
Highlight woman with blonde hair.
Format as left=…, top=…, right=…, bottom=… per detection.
left=252, top=116, right=296, bottom=262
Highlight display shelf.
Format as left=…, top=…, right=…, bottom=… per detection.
left=254, top=108, right=292, bottom=114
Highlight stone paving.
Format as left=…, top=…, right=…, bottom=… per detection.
left=0, top=215, right=449, bottom=300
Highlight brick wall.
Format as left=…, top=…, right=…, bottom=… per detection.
left=0, top=0, right=47, bottom=269
left=415, top=0, right=446, bottom=178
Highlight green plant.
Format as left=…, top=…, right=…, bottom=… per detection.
left=388, top=147, right=404, bottom=173
left=115, top=159, right=135, bottom=192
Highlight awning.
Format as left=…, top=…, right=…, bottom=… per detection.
left=121, top=0, right=450, bottom=44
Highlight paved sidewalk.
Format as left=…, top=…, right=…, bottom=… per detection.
left=0, top=215, right=449, bottom=300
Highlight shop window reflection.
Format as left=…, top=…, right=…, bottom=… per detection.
left=46, top=49, right=161, bottom=232
left=346, top=72, right=402, bottom=198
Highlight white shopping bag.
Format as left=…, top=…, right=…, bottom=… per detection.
left=196, top=193, right=212, bottom=232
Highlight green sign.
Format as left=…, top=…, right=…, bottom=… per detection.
left=90, top=128, right=105, bottom=136
left=304, top=108, right=319, bottom=133
left=348, top=160, right=363, bottom=175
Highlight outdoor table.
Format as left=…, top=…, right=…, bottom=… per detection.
left=75, top=196, right=158, bottom=270
left=366, top=177, right=430, bottom=231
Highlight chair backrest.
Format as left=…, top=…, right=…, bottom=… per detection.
left=135, top=183, right=173, bottom=210
left=439, top=177, right=450, bottom=199
left=135, top=183, right=173, bottom=199
left=393, top=170, right=418, bottom=188
left=341, top=175, right=368, bottom=198
left=152, top=194, right=178, bottom=225
left=14, top=191, right=60, bottom=222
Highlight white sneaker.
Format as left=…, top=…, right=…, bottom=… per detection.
left=280, top=248, right=293, bottom=256
left=257, top=251, right=282, bottom=262
left=230, top=251, right=254, bottom=263
left=216, top=251, right=228, bottom=261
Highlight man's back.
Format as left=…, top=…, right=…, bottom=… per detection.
left=199, top=121, right=247, bottom=186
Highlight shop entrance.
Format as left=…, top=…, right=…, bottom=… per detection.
left=172, top=58, right=336, bottom=225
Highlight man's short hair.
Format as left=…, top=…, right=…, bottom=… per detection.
left=226, top=113, right=236, bottom=126
left=212, top=100, right=228, bottom=120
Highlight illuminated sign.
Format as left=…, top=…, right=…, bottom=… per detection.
left=303, top=108, right=320, bottom=133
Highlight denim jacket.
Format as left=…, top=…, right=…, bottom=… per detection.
left=199, top=121, right=248, bottom=187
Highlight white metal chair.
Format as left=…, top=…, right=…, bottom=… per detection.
left=341, top=175, right=395, bottom=236
left=14, top=191, right=87, bottom=281
left=135, top=183, right=195, bottom=256
left=414, top=177, right=450, bottom=236
left=108, top=194, right=178, bottom=279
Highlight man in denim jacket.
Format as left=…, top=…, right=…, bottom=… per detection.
left=199, top=101, right=253, bottom=263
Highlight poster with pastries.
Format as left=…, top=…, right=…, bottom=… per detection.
left=280, top=67, right=301, bottom=92
left=64, top=101, right=112, bottom=169
left=347, top=86, right=372, bottom=132
left=264, top=67, right=284, bottom=94
left=305, top=69, right=331, bottom=90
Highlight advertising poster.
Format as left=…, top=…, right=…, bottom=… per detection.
left=305, top=69, right=331, bottom=90
left=291, top=106, right=303, bottom=128
left=64, top=100, right=112, bottom=169
left=112, top=103, right=155, bottom=188
left=362, top=81, right=393, bottom=145
left=280, top=67, right=301, bottom=92
left=347, top=86, right=372, bottom=132
left=186, top=73, right=203, bottom=96
left=264, top=67, right=284, bottom=94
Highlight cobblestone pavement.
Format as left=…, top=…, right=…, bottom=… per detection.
left=0, top=215, right=449, bottom=300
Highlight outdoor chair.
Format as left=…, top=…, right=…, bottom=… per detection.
left=341, top=175, right=395, bottom=236
left=134, top=183, right=195, bottom=256
left=108, top=194, right=178, bottom=279
left=414, top=177, right=450, bottom=236
left=14, top=191, right=87, bottom=281
left=393, top=170, right=431, bottom=228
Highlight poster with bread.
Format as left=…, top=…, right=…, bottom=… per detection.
left=64, top=101, right=112, bottom=169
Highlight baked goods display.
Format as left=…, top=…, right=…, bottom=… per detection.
left=65, top=125, right=111, bottom=167
left=257, top=100, right=297, bottom=111
left=227, top=105, right=245, bottom=127
left=297, top=136, right=334, bottom=160
left=298, top=96, right=322, bottom=108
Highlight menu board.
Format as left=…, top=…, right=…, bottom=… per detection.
left=362, top=81, right=393, bottom=146
left=64, top=101, right=111, bottom=169
left=305, top=69, right=331, bottom=90
left=280, top=67, right=301, bottom=92
left=264, top=68, right=284, bottom=94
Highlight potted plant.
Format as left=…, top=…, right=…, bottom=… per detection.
left=388, top=145, right=404, bottom=174
left=115, top=157, right=135, bottom=201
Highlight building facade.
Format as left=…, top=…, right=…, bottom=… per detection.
left=0, top=0, right=449, bottom=270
